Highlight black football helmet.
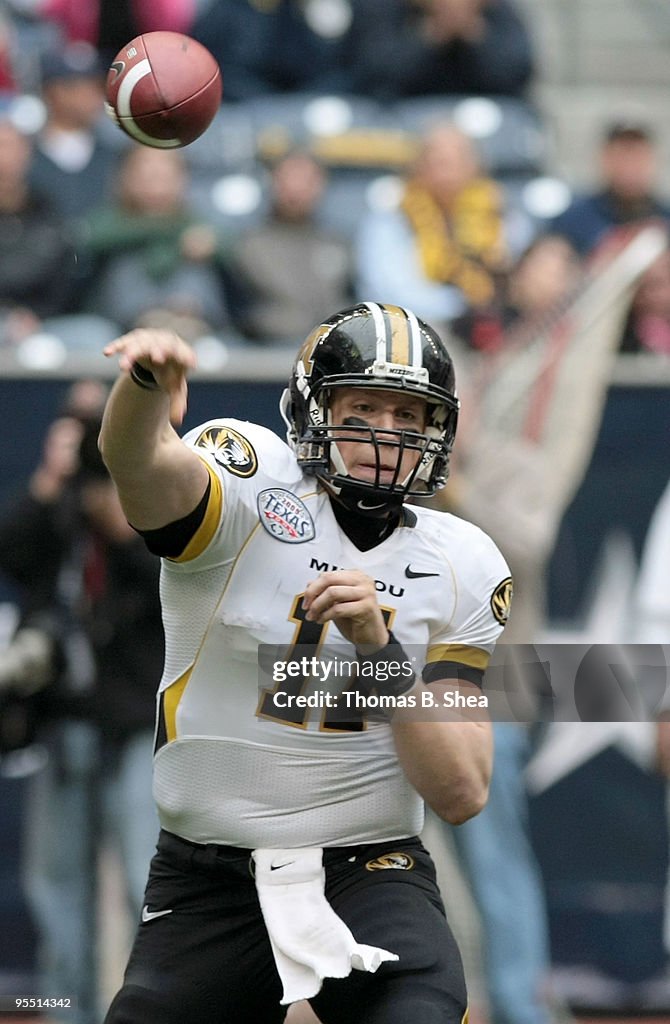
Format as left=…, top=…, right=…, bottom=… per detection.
left=280, top=302, right=459, bottom=511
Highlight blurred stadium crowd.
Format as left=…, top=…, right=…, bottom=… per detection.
left=0, top=0, right=666, bottom=360
left=0, top=1, right=669, bottom=1024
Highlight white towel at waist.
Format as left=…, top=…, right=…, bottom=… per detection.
left=252, top=847, right=399, bottom=1005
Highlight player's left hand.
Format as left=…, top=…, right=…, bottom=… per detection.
left=303, top=570, right=389, bottom=650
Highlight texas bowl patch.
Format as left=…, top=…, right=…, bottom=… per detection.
left=195, top=426, right=257, bottom=478
left=257, top=489, right=315, bottom=544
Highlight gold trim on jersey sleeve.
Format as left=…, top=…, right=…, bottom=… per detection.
left=170, top=459, right=223, bottom=563
left=163, top=666, right=193, bottom=742
left=426, top=644, right=490, bottom=670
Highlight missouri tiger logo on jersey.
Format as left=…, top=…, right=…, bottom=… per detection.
left=195, top=426, right=258, bottom=478
left=365, top=852, right=415, bottom=872
left=490, top=577, right=513, bottom=625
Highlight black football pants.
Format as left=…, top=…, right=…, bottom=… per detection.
left=104, top=830, right=468, bottom=1024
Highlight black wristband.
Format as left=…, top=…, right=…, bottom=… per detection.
left=129, top=362, right=160, bottom=390
left=355, top=630, right=416, bottom=698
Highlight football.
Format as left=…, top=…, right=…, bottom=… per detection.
left=105, top=31, right=222, bottom=148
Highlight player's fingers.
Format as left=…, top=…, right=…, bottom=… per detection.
left=121, top=347, right=194, bottom=379
left=304, top=571, right=371, bottom=609
left=307, top=589, right=375, bottom=622
left=103, top=329, right=159, bottom=357
left=305, top=584, right=367, bottom=617
left=103, top=339, right=122, bottom=356
left=168, top=374, right=189, bottom=425
left=129, top=341, right=194, bottom=372
left=302, top=578, right=328, bottom=610
left=103, top=330, right=196, bottom=371
left=316, top=600, right=372, bottom=624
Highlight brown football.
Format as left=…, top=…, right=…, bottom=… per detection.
left=105, top=31, right=222, bottom=148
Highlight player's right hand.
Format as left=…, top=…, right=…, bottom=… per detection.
left=104, top=328, right=197, bottom=424
left=303, top=569, right=390, bottom=650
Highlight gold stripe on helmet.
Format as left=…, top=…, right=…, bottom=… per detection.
left=382, top=303, right=411, bottom=365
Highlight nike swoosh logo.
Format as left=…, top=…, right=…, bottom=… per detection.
left=109, top=60, right=125, bottom=80
left=357, top=500, right=387, bottom=511
left=405, top=564, right=440, bottom=579
left=270, top=860, right=295, bottom=871
left=142, top=905, right=173, bottom=923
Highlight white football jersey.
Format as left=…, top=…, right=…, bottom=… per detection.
left=152, top=418, right=511, bottom=848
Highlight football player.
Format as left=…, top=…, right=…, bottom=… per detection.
left=100, top=302, right=512, bottom=1024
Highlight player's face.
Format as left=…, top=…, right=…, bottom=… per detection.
left=329, top=387, right=428, bottom=486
